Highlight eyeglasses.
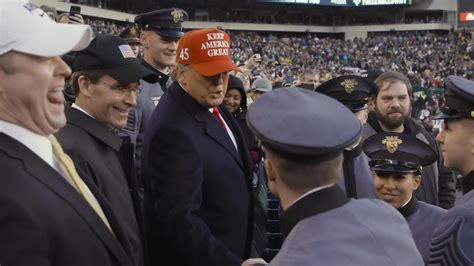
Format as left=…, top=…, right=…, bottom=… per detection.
left=96, top=80, right=142, bottom=95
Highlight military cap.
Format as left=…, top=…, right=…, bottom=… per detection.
left=363, top=132, right=437, bottom=174
left=135, top=8, right=187, bottom=39
left=119, top=25, right=140, bottom=44
left=434, top=76, right=474, bottom=120
left=247, top=88, right=362, bottom=158
left=316, top=75, right=377, bottom=112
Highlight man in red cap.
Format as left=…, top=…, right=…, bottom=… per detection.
left=141, top=28, right=254, bottom=266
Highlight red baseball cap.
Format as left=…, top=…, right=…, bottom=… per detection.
left=176, top=28, right=240, bottom=77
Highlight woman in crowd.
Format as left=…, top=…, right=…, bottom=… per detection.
left=223, top=75, right=259, bottom=157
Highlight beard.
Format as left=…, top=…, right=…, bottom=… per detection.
left=375, top=107, right=410, bottom=131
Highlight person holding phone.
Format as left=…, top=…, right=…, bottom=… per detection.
left=57, top=5, right=84, bottom=25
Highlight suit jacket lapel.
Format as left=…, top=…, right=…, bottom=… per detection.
left=65, top=107, right=123, bottom=151
left=202, top=112, right=244, bottom=170
left=219, top=106, right=253, bottom=178
left=0, top=134, right=133, bottom=266
left=169, top=82, right=245, bottom=171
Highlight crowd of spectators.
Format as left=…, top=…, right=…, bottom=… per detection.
left=229, top=30, right=472, bottom=122
left=69, top=15, right=473, bottom=130
left=83, top=17, right=127, bottom=35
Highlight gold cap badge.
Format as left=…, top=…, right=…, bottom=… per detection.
left=341, top=79, right=358, bottom=94
left=171, top=9, right=184, bottom=23
left=382, top=136, right=403, bottom=154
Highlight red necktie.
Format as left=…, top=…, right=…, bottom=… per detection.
left=212, top=107, right=227, bottom=130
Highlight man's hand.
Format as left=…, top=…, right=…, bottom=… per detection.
left=245, top=54, right=260, bottom=70
left=68, top=14, right=84, bottom=24
left=242, top=258, right=268, bottom=266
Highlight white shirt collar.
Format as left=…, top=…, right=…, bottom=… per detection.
left=400, top=195, right=413, bottom=208
left=72, top=103, right=94, bottom=118
left=0, top=120, right=55, bottom=168
left=287, top=183, right=336, bottom=209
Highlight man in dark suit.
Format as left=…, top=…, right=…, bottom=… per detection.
left=142, top=28, right=254, bottom=266
left=429, top=76, right=474, bottom=265
left=0, top=1, right=134, bottom=265
left=55, top=35, right=158, bottom=266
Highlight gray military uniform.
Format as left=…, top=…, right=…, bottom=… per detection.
left=429, top=175, right=474, bottom=265
left=270, top=186, right=423, bottom=266
left=398, top=197, right=446, bottom=264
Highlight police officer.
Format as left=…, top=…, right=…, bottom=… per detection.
left=120, top=8, right=188, bottom=179
left=242, top=88, right=423, bottom=266
left=363, top=132, right=446, bottom=263
left=429, top=76, right=474, bottom=265
left=316, top=75, right=377, bottom=198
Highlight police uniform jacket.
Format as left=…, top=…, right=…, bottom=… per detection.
left=0, top=132, right=134, bottom=266
left=429, top=171, right=474, bottom=265
left=141, top=81, right=254, bottom=266
left=338, top=144, right=377, bottom=199
left=269, top=185, right=423, bottom=266
left=398, top=197, right=446, bottom=264
left=363, top=113, right=455, bottom=208
left=55, top=107, right=143, bottom=266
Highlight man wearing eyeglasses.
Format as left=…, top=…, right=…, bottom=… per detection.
left=119, top=8, right=188, bottom=181
left=55, top=34, right=158, bottom=266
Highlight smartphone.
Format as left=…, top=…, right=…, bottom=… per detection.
left=69, top=5, right=81, bottom=17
